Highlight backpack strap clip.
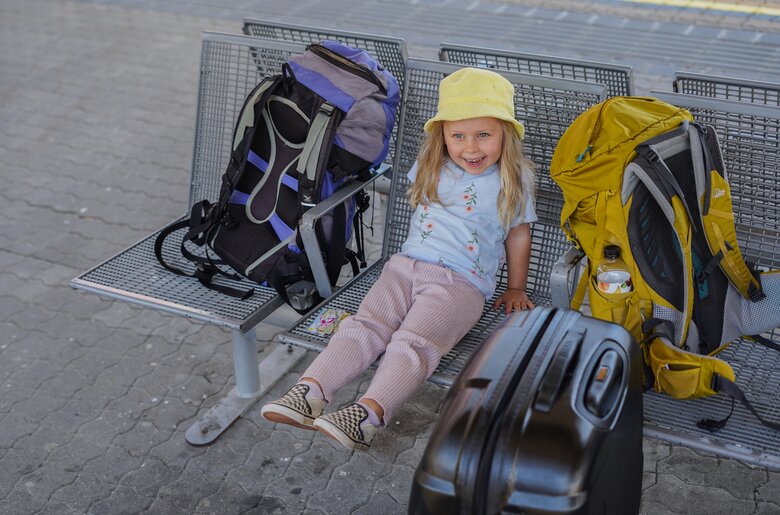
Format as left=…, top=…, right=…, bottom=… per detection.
left=643, top=148, right=660, bottom=164
left=748, top=283, right=766, bottom=302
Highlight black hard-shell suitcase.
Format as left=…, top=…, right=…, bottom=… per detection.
left=409, top=307, right=643, bottom=515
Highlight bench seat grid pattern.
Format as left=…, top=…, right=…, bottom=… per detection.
left=644, top=92, right=780, bottom=470
left=280, top=59, right=605, bottom=384
left=440, top=43, right=633, bottom=97
left=73, top=35, right=310, bottom=331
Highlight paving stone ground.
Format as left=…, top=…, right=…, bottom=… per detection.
left=2, top=0, right=780, bottom=513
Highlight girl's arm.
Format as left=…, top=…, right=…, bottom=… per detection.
left=493, top=223, right=535, bottom=313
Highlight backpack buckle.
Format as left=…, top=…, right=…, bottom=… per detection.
left=749, top=286, right=766, bottom=302
left=645, top=149, right=660, bottom=163
left=299, top=177, right=316, bottom=208
left=319, top=103, right=335, bottom=117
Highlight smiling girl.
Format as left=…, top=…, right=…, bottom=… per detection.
left=261, top=67, right=537, bottom=450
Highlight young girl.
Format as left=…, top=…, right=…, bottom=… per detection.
left=261, top=67, right=537, bottom=450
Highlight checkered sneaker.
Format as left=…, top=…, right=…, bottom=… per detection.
left=260, top=383, right=324, bottom=430
left=314, top=403, right=378, bottom=451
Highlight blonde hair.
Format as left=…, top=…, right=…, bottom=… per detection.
left=407, top=119, right=535, bottom=228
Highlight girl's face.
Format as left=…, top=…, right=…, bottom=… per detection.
left=443, top=117, right=504, bottom=176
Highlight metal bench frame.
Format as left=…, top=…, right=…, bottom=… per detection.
left=674, top=71, right=780, bottom=106
left=70, top=32, right=390, bottom=445
left=277, top=58, right=606, bottom=385
left=68, top=21, right=780, bottom=469
left=439, top=42, right=634, bottom=97
left=552, top=91, right=780, bottom=470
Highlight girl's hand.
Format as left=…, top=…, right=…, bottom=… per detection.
left=493, top=288, right=535, bottom=314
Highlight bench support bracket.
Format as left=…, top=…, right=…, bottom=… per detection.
left=185, top=328, right=307, bottom=445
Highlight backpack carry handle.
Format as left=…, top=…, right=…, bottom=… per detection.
left=281, top=62, right=296, bottom=95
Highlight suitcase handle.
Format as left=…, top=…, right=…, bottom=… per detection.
left=584, top=349, right=624, bottom=418
left=534, top=327, right=584, bottom=413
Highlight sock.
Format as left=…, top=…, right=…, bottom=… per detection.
left=299, top=379, right=324, bottom=400
left=356, top=401, right=382, bottom=427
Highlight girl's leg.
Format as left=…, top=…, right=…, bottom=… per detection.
left=301, top=254, right=417, bottom=402
left=362, top=260, right=485, bottom=422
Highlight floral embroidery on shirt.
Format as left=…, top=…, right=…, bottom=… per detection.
left=471, top=256, right=486, bottom=277
left=418, top=205, right=433, bottom=243
left=466, top=228, right=479, bottom=253
left=466, top=227, right=486, bottom=276
left=464, top=183, right=477, bottom=213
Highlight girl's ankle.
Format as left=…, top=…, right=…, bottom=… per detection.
left=357, top=397, right=384, bottom=427
left=299, top=378, right=324, bottom=400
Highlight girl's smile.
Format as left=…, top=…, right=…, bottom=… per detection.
left=463, top=156, right=486, bottom=168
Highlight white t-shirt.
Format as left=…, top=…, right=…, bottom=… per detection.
left=400, top=159, right=537, bottom=298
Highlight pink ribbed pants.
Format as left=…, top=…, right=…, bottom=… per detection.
left=302, top=254, right=485, bottom=423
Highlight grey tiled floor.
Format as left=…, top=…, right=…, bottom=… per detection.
left=2, top=0, right=779, bottom=513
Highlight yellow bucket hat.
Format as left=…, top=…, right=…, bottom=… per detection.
left=423, top=67, right=525, bottom=140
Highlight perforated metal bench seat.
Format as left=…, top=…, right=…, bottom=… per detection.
left=72, top=219, right=283, bottom=331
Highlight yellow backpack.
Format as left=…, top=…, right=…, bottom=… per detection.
left=551, top=96, right=780, bottom=431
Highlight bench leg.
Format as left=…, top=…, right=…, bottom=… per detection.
left=184, top=327, right=307, bottom=445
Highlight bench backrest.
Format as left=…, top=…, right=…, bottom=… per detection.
left=439, top=43, right=634, bottom=97
left=673, top=72, right=780, bottom=106
left=387, top=59, right=606, bottom=303
left=242, top=18, right=407, bottom=162
left=189, top=33, right=307, bottom=209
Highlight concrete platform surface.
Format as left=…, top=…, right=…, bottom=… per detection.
left=2, top=0, right=780, bottom=513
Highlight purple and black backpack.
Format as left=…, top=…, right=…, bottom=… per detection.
left=155, top=41, right=400, bottom=309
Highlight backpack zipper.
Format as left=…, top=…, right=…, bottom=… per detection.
left=308, top=44, right=387, bottom=96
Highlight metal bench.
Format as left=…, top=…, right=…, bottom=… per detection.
left=242, top=18, right=407, bottom=163
left=439, top=43, right=634, bottom=97
left=674, top=71, right=780, bottom=105
left=69, top=32, right=389, bottom=445
left=277, top=58, right=606, bottom=385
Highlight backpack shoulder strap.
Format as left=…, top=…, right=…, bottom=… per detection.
left=691, top=124, right=765, bottom=302
left=232, top=74, right=284, bottom=153
left=627, top=142, right=696, bottom=347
